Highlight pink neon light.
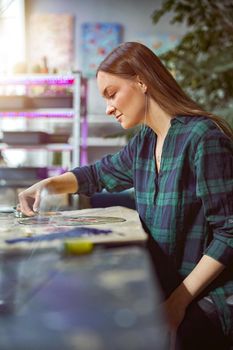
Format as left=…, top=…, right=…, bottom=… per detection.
left=0, top=76, right=75, bottom=86
left=0, top=111, right=74, bottom=118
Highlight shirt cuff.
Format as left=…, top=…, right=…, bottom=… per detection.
left=204, top=238, right=233, bottom=266
left=70, top=164, right=102, bottom=196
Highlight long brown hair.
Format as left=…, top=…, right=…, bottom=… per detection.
left=97, top=42, right=233, bottom=139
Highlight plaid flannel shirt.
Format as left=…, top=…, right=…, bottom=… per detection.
left=72, top=115, right=233, bottom=334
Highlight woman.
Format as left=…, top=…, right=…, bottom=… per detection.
left=18, top=42, right=233, bottom=349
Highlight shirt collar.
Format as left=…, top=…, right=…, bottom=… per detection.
left=171, top=115, right=192, bottom=125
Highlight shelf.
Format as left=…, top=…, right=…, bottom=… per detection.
left=0, top=74, right=75, bottom=86
left=0, top=109, right=74, bottom=118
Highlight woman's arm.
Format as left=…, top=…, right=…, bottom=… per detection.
left=164, top=255, right=225, bottom=330
left=18, top=171, right=78, bottom=216
left=162, top=129, right=232, bottom=330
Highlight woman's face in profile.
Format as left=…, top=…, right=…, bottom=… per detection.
left=97, top=71, right=146, bottom=129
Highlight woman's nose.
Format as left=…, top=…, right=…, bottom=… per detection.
left=106, top=104, right=115, bottom=115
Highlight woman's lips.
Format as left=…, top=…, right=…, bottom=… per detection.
left=116, top=113, right=122, bottom=121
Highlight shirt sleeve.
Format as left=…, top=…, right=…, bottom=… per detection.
left=70, top=132, right=138, bottom=196
left=194, top=130, right=233, bottom=266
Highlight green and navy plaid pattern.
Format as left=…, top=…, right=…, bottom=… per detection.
left=72, top=115, right=233, bottom=333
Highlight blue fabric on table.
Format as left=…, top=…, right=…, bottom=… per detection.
left=5, top=227, right=112, bottom=244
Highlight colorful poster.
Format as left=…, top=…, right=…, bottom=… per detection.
left=28, top=14, right=74, bottom=72
left=81, top=23, right=123, bottom=77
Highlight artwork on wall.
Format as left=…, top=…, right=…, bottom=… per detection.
left=28, top=14, right=74, bottom=73
left=81, top=23, right=123, bottom=77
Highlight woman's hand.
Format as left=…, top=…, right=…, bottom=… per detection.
left=163, top=256, right=226, bottom=331
left=163, top=293, right=187, bottom=331
left=18, top=178, right=50, bottom=216
left=18, top=172, right=78, bottom=216
left=162, top=293, right=188, bottom=350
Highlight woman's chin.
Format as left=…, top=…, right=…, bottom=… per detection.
left=121, top=121, right=137, bottom=129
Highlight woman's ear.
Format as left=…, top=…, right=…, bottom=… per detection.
left=136, top=76, right=147, bottom=93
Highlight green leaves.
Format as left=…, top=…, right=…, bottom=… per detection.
left=152, top=0, right=233, bottom=126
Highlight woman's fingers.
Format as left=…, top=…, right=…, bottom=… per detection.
left=33, top=191, right=41, bottom=213
left=18, top=192, right=36, bottom=216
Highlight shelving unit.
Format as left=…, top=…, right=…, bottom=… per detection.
left=0, top=73, right=84, bottom=206
left=0, top=73, right=83, bottom=168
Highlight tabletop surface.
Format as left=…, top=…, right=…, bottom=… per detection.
left=0, top=206, right=147, bottom=249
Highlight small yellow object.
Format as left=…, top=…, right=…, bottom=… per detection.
left=63, top=240, right=94, bottom=255
left=25, top=232, right=33, bottom=237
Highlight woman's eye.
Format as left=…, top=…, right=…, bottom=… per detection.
left=109, top=92, right=116, bottom=99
